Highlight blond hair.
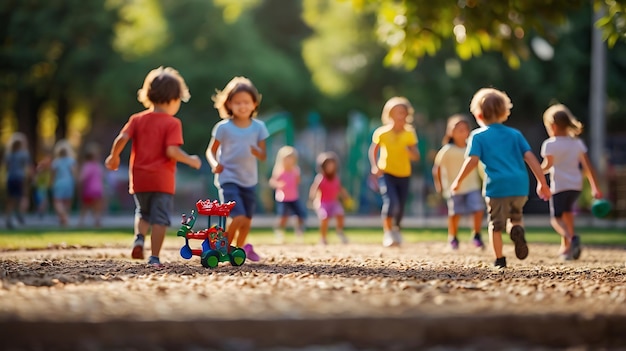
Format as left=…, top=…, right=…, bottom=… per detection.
left=53, top=139, right=75, bottom=159
left=442, top=114, right=470, bottom=146
left=212, top=76, right=262, bottom=119
left=543, top=104, right=583, bottom=137
left=381, top=96, right=414, bottom=125
left=272, top=145, right=298, bottom=177
left=469, top=88, right=512, bottom=123
left=137, top=66, right=190, bottom=109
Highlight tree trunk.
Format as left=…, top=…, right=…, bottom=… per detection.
left=16, top=89, right=43, bottom=159
left=55, top=94, right=69, bottom=142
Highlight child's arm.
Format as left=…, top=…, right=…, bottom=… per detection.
left=368, top=143, right=382, bottom=176
left=250, top=140, right=267, bottom=161
left=432, top=163, right=443, bottom=194
left=309, top=174, right=322, bottom=202
left=541, top=155, right=553, bottom=174
left=105, top=132, right=129, bottom=171
left=524, top=151, right=551, bottom=200
left=205, top=138, right=223, bottom=173
left=166, top=146, right=201, bottom=169
left=450, top=156, right=479, bottom=192
left=579, top=152, right=603, bottom=199
left=407, top=144, right=420, bottom=161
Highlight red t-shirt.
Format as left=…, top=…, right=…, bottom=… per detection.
left=122, top=110, right=184, bottom=194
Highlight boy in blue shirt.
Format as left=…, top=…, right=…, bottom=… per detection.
left=451, top=88, right=551, bottom=268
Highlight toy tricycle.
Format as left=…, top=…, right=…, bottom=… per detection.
left=177, top=199, right=246, bottom=268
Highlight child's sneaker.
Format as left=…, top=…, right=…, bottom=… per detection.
left=570, top=235, right=582, bottom=260
left=449, top=236, right=459, bottom=250
left=295, top=229, right=305, bottom=244
left=243, top=243, right=260, bottom=262
left=472, top=233, right=485, bottom=249
left=391, top=228, right=403, bottom=246
left=509, top=225, right=528, bottom=260
left=337, top=231, right=349, bottom=244
left=319, top=237, right=328, bottom=246
left=382, top=231, right=394, bottom=247
left=131, top=234, right=145, bottom=260
left=274, top=228, right=285, bottom=244
left=147, top=255, right=163, bottom=267
left=494, top=257, right=507, bottom=269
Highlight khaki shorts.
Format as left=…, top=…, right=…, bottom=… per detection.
left=485, top=196, right=527, bottom=233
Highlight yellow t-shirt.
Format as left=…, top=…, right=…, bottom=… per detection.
left=433, top=143, right=483, bottom=198
left=372, top=125, right=418, bottom=177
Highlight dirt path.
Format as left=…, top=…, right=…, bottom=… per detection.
left=1, top=242, right=625, bottom=350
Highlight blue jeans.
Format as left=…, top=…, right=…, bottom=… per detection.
left=378, top=173, right=410, bottom=228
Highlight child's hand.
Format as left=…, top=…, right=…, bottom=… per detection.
left=450, top=179, right=460, bottom=193
left=105, top=155, right=120, bottom=171
left=212, top=163, right=224, bottom=174
left=370, top=166, right=382, bottom=177
left=592, top=188, right=603, bottom=199
left=250, top=146, right=263, bottom=159
left=536, top=183, right=551, bottom=201
left=189, top=155, right=202, bottom=170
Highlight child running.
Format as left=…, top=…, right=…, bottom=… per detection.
left=433, top=114, right=485, bottom=250
left=269, top=146, right=307, bottom=244
left=206, top=76, right=269, bottom=261
left=540, top=104, right=603, bottom=260
left=368, top=96, right=420, bottom=247
left=78, top=144, right=105, bottom=227
left=451, top=88, right=551, bottom=269
left=105, top=66, right=202, bottom=266
left=309, top=151, right=350, bottom=245
left=51, top=140, right=77, bottom=227
left=4, top=133, right=32, bottom=229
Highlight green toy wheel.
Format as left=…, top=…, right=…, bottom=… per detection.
left=229, top=247, right=246, bottom=266
left=201, top=250, right=220, bottom=268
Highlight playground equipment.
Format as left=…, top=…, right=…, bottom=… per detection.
left=177, top=199, right=246, bottom=268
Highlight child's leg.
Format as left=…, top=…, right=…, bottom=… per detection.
left=507, top=196, right=529, bottom=260
left=226, top=215, right=248, bottom=246
left=320, top=218, right=329, bottom=244
left=448, top=214, right=460, bottom=237
left=93, top=198, right=103, bottom=227
left=150, top=224, right=167, bottom=257
left=486, top=197, right=505, bottom=259
left=490, top=229, right=504, bottom=258
left=235, top=217, right=252, bottom=248
left=53, top=198, right=68, bottom=226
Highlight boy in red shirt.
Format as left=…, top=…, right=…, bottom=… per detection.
left=105, top=67, right=202, bottom=266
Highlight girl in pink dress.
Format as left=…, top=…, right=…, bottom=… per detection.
left=79, top=145, right=105, bottom=227
left=269, top=146, right=307, bottom=244
left=309, top=152, right=350, bottom=245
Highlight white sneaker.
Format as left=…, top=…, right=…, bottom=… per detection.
left=274, top=229, right=285, bottom=244
left=383, top=231, right=395, bottom=247
left=337, top=231, right=349, bottom=244
left=391, top=228, right=403, bottom=246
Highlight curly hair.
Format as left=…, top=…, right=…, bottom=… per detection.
left=212, top=76, right=262, bottom=119
left=137, top=66, right=190, bottom=108
left=469, top=88, right=512, bottom=123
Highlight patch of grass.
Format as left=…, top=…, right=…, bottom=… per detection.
left=0, top=227, right=624, bottom=250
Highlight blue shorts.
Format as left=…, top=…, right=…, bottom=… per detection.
left=53, top=180, right=75, bottom=200
left=6, top=177, right=24, bottom=199
left=133, top=192, right=173, bottom=226
left=550, top=190, right=580, bottom=218
left=276, top=200, right=307, bottom=219
left=219, top=183, right=256, bottom=218
left=447, top=190, right=485, bottom=216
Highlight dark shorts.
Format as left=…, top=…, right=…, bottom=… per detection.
left=6, top=177, right=24, bottom=199
left=276, top=200, right=307, bottom=219
left=550, top=190, right=580, bottom=218
left=219, top=183, right=256, bottom=218
left=133, top=192, right=173, bottom=226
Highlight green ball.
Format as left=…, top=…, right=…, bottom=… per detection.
left=591, top=199, right=612, bottom=218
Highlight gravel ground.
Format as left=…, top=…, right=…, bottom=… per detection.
left=1, top=241, right=625, bottom=350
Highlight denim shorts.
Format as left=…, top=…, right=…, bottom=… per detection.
left=447, top=190, right=485, bottom=216
left=276, top=200, right=307, bottom=219
left=219, top=183, right=256, bottom=218
left=133, top=192, right=173, bottom=226
left=550, top=190, right=580, bottom=218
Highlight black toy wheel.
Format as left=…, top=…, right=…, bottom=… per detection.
left=229, top=247, right=246, bottom=266
left=201, top=250, right=220, bottom=268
